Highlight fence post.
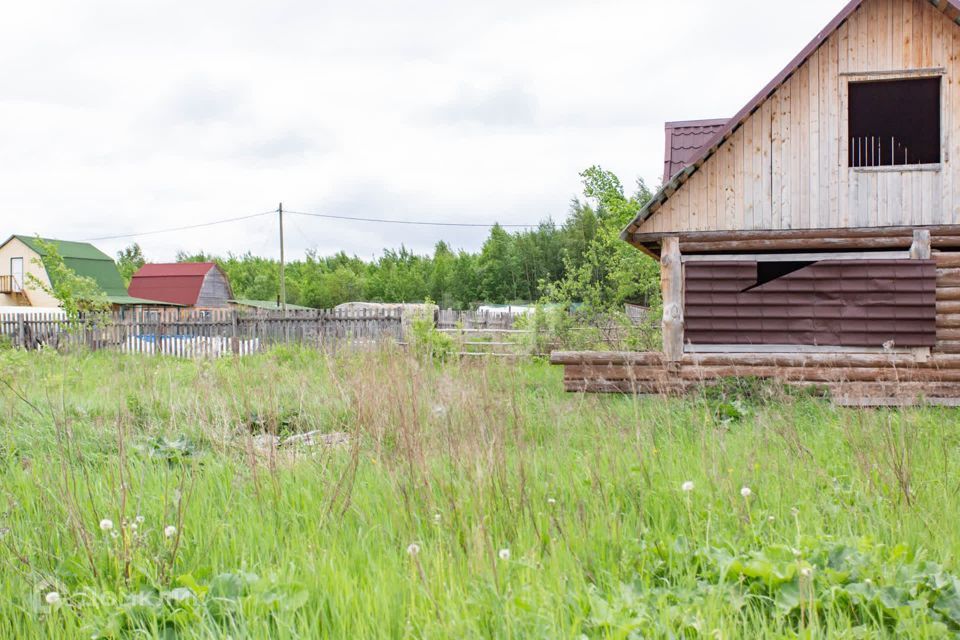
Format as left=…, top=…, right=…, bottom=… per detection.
left=231, top=311, right=239, bottom=355
left=17, top=316, right=24, bottom=349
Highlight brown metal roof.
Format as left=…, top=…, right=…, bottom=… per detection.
left=623, top=0, right=960, bottom=241
left=684, top=259, right=937, bottom=347
left=662, top=119, right=728, bottom=184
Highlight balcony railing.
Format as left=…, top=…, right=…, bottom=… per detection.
left=0, top=275, right=22, bottom=294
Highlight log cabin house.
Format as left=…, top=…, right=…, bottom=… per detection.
left=553, top=0, right=960, bottom=405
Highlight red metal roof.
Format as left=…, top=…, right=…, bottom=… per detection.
left=663, top=119, right=728, bottom=184
left=128, top=262, right=216, bottom=306
left=624, top=0, right=960, bottom=239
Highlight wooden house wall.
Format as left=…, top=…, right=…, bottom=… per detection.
left=638, top=0, right=960, bottom=235
left=195, top=268, right=232, bottom=308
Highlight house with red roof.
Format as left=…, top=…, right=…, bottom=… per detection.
left=128, top=263, right=234, bottom=309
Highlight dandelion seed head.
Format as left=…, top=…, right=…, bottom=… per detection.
left=800, top=567, right=813, bottom=578
left=547, top=497, right=557, bottom=505
left=498, top=548, right=510, bottom=561
left=406, top=543, right=420, bottom=556
left=99, top=519, right=113, bottom=531
left=768, top=515, right=775, bottom=522
left=164, top=525, right=177, bottom=539
left=792, top=547, right=802, bottom=557
left=45, top=591, right=60, bottom=605
left=740, top=486, right=752, bottom=498
left=681, top=481, right=694, bottom=493
left=135, top=515, right=145, bottom=524
left=433, top=513, right=441, bottom=523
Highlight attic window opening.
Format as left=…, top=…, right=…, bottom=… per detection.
left=848, top=77, right=940, bottom=167
left=742, top=261, right=814, bottom=293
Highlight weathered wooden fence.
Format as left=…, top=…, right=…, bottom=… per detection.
left=0, top=309, right=403, bottom=357
left=436, top=309, right=525, bottom=330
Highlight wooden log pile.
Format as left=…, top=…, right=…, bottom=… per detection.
left=550, top=350, right=960, bottom=405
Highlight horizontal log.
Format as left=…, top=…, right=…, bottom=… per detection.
left=682, top=352, right=960, bottom=369
left=823, top=381, right=960, bottom=399
left=937, top=301, right=960, bottom=314
left=937, top=329, right=960, bottom=341
left=550, top=351, right=665, bottom=366
left=678, top=366, right=960, bottom=383
left=934, top=252, right=960, bottom=268
left=631, top=226, right=960, bottom=245
left=563, top=365, right=671, bottom=382
left=938, top=268, right=960, bottom=286
left=936, top=315, right=960, bottom=329
left=937, top=287, right=960, bottom=301
left=680, top=237, right=912, bottom=253
left=935, top=342, right=960, bottom=354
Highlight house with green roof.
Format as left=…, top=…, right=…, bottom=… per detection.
left=0, top=235, right=164, bottom=308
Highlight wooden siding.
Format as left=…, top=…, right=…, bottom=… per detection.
left=638, top=0, right=960, bottom=235
left=195, top=267, right=233, bottom=308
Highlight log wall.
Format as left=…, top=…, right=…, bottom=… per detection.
left=550, top=350, right=960, bottom=405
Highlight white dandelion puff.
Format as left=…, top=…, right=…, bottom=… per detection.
left=406, top=543, right=420, bottom=556
left=164, top=525, right=177, bottom=539
left=740, top=486, right=752, bottom=498
left=498, top=548, right=510, bottom=561
left=800, top=567, right=813, bottom=578
left=45, top=591, right=60, bottom=605
left=681, top=481, right=694, bottom=492
left=433, top=513, right=441, bottom=524
left=135, top=515, right=145, bottom=524
left=99, top=519, right=113, bottom=531
left=547, top=497, right=557, bottom=505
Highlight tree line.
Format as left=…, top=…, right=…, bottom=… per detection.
left=116, top=167, right=661, bottom=312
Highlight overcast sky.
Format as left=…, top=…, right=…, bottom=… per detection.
left=1, top=0, right=842, bottom=262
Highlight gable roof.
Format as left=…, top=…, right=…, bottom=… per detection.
left=128, top=262, right=221, bottom=306
left=623, top=0, right=960, bottom=242
left=663, top=119, right=728, bottom=184
left=5, top=235, right=158, bottom=304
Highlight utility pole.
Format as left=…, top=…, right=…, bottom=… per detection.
left=278, top=202, right=287, bottom=315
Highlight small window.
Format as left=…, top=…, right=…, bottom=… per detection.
left=848, top=77, right=940, bottom=167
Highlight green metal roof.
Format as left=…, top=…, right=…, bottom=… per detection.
left=8, top=235, right=171, bottom=306
left=106, top=294, right=183, bottom=306
left=229, top=299, right=315, bottom=311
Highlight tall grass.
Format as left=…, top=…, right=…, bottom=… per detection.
left=1, top=345, right=960, bottom=637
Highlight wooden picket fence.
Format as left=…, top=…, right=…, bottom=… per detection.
left=0, top=309, right=404, bottom=358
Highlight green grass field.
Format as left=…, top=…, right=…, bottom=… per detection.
left=2, top=346, right=960, bottom=638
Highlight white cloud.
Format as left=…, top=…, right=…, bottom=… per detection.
left=0, top=0, right=844, bottom=261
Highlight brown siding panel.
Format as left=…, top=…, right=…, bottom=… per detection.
left=684, top=259, right=936, bottom=347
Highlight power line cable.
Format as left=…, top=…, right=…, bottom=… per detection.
left=84, top=210, right=277, bottom=241
left=284, top=209, right=540, bottom=228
